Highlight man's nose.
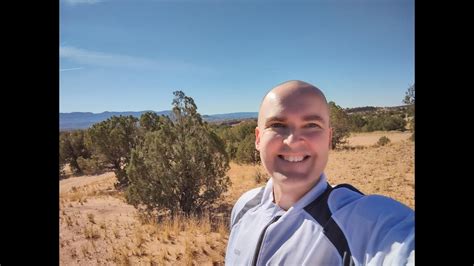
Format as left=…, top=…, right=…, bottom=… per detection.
left=283, top=129, right=302, bottom=145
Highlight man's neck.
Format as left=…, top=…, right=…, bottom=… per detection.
left=272, top=179, right=320, bottom=210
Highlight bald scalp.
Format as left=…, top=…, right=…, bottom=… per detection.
left=258, top=80, right=330, bottom=128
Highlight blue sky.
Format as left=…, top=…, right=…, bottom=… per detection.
left=60, top=0, right=414, bottom=115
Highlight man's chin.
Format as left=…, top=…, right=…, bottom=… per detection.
left=272, top=171, right=311, bottom=182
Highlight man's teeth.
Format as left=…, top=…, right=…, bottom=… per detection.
left=282, top=155, right=305, bottom=162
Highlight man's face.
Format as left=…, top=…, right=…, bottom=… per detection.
left=256, top=88, right=332, bottom=190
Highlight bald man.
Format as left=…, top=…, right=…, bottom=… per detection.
left=225, top=80, right=414, bottom=266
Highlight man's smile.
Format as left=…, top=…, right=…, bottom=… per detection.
left=278, top=155, right=311, bottom=163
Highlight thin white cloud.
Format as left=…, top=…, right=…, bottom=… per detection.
left=60, top=67, right=84, bottom=72
left=60, top=46, right=159, bottom=69
left=63, top=0, right=103, bottom=5
left=60, top=45, right=213, bottom=73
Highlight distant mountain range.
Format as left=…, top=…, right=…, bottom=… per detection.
left=60, top=105, right=410, bottom=131
left=60, top=111, right=258, bottom=131
left=344, top=105, right=409, bottom=114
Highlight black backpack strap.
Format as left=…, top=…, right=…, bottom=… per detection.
left=304, top=183, right=363, bottom=266
left=232, top=186, right=265, bottom=227
left=332, top=183, right=363, bottom=195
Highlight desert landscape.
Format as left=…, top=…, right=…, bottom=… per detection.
left=59, top=131, right=414, bottom=265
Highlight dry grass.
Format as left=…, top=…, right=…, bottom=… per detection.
left=327, top=133, right=414, bottom=209
left=223, top=163, right=267, bottom=206
left=60, top=131, right=414, bottom=265
left=83, top=225, right=101, bottom=239
left=344, top=130, right=411, bottom=147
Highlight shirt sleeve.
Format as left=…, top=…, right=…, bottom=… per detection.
left=329, top=190, right=415, bottom=265
left=229, top=186, right=265, bottom=229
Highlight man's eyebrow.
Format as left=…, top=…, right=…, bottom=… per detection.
left=265, top=116, right=286, bottom=123
left=264, top=115, right=326, bottom=123
left=302, top=114, right=326, bottom=122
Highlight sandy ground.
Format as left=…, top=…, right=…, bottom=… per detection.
left=331, top=131, right=414, bottom=208
left=345, top=130, right=411, bottom=146
left=60, top=131, right=414, bottom=265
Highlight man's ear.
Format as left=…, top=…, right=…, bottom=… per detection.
left=328, top=127, right=333, bottom=150
left=255, top=126, right=261, bottom=151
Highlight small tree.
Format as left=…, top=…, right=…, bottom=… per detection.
left=328, top=101, right=351, bottom=149
left=403, top=85, right=415, bottom=106
left=87, top=115, right=140, bottom=188
left=59, top=130, right=91, bottom=176
left=126, top=91, right=230, bottom=215
left=403, top=84, right=415, bottom=139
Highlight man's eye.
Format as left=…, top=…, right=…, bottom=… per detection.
left=269, top=123, right=285, bottom=128
left=305, top=123, right=322, bottom=129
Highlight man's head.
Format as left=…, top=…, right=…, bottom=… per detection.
left=256, top=80, right=332, bottom=192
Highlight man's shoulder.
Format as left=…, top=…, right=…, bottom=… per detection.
left=327, top=185, right=414, bottom=265
left=234, top=186, right=266, bottom=208
left=230, top=186, right=266, bottom=227
left=326, top=184, right=364, bottom=213
left=328, top=185, right=413, bottom=220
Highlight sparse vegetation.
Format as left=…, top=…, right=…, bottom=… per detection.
left=84, top=225, right=101, bottom=239
left=60, top=88, right=414, bottom=265
left=254, top=166, right=266, bottom=184
left=60, top=131, right=413, bottom=266
left=88, top=213, right=96, bottom=224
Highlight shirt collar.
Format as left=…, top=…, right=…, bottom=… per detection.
left=261, top=173, right=329, bottom=211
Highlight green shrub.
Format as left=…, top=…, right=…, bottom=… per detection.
left=235, top=134, right=260, bottom=165
left=76, top=156, right=106, bottom=176
left=377, top=136, right=391, bottom=146
left=126, top=91, right=230, bottom=215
